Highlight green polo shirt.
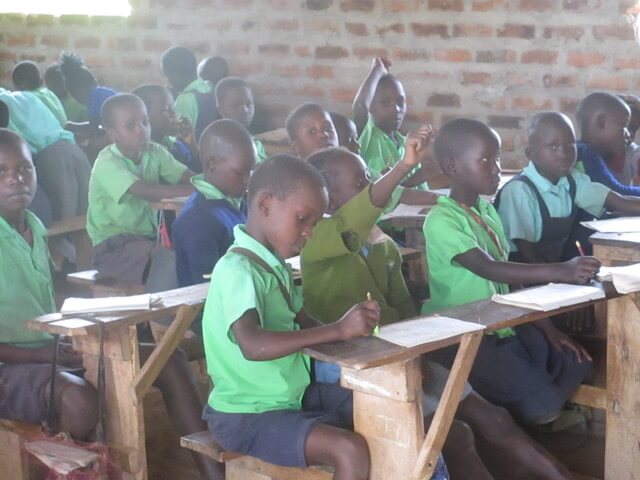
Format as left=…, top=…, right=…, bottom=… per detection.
left=302, top=186, right=414, bottom=323
left=359, top=115, right=428, bottom=191
left=191, top=173, right=242, bottom=210
left=254, top=137, right=267, bottom=164
left=0, top=211, right=54, bottom=349
left=497, top=162, right=610, bottom=252
left=62, top=96, right=88, bottom=123
left=87, top=142, right=188, bottom=246
left=174, top=78, right=213, bottom=128
left=423, top=196, right=511, bottom=312
left=203, top=225, right=309, bottom=413
left=0, top=88, right=74, bottom=153
left=32, top=87, right=67, bottom=127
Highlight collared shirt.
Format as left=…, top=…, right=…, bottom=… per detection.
left=203, top=225, right=309, bottom=413
left=302, top=186, right=415, bottom=324
left=174, top=78, right=212, bottom=128
left=577, top=141, right=640, bottom=197
left=0, top=88, right=74, bottom=153
left=191, top=174, right=243, bottom=210
left=497, top=162, right=610, bottom=251
left=32, top=87, right=67, bottom=127
left=62, top=95, right=88, bottom=123
left=359, top=115, right=429, bottom=190
left=87, top=142, right=187, bottom=246
left=0, top=211, right=54, bottom=348
left=422, top=196, right=511, bottom=314
left=253, top=137, right=268, bottom=164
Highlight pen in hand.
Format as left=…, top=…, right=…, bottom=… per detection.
left=367, top=292, right=380, bottom=335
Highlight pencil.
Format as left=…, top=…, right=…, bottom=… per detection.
left=575, top=241, right=586, bottom=257
left=367, top=292, right=380, bottom=335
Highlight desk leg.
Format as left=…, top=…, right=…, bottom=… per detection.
left=74, top=325, right=146, bottom=480
left=605, top=293, right=640, bottom=480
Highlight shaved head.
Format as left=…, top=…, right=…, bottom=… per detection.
left=432, top=118, right=499, bottom=171
left=527, top=111, right=575, bottom=143
left=199, top=118, right=254, bottom=162
left=576, top=92, right=630, bottom=134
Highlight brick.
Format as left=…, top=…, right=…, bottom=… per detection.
left=7, top=34, right=36, bottom=47
left=519, top=0, right=553, bottom=11
left=306, top=65, right=334, bottom=78
left=258, top=44, right=290, bottom=56
left=412, top=70, right=449, bottom=82
left=506, top=72, right=536, bottom=87
left=233, top=62, right=264, bottom=76
left=497, top=23, right=535, bottom=39
left=383, top=0, right=420, bottom=11
left=294, top=85, right=325, bottom=98
left=294, top=46, right=311, bottom=57
left=461, top=71, right=493, bottom=85
left=560, top=98, right=579, bottom=114
left=353, top=47, right=389, bottom=59
left=59, top=15, right=90, bottom=26
left=331, top=87, right=356, bottom=102
left=567, top=51, right=606, bottom=67
left=167, top=23, right=189, bottom=30
left=346, top=22, right=368, bottom=36
left=476, top=50, right=517, bottom=63
left=91, top=16, right=126, bottom=27
left=452, top=24, right=493, bottom=37
left=309, top=19, right=340, bottom=33
left=428, top=0, right=464, bottom=10
left=340, top=0, right=375, bottom=11
left=25, top=14, right=55, bottom=26
left=0, top=13, right=25, bottom=23
left=143, top=38, right=172, bottom=52
left=108, top=37, right=137, bottom=51
left=316, top=45, right=349, bottom=59
left=268, top=19, right=299, bottom=31
left=303, top=0, right=333, bottom=9
left=0, top=50, right=17, bottom=62
left=19, top=53, right=46, bottom=63
left=202, top=20, right=232, bottom=32
left=411, top=23, right=449, bottom=38
left=74, top=37, right=101, bottom=49
left=84, top=56, right=114, bottom=68
left=376, top=23, right=405, bottom=35
left=512, top=96, right=553, bottom=110
left=427, top=93, right=461, bottom=108
left=587, top=76, right=629, bottom=91
left=592, top=25, right=635, bottom=41
left=41, top=35, right=68, bottom=49
left=542, top=74, right=578, bottom=88
left=542, top=26, right=585, bottom=41
left=127, top=15, right=158, bottom=29
left=273, top=65, right=301, bottom=77
left=521, top=49, right=558, bottom=65
left=392, top=48, right=430, bottom=61
left=614, top=57, right=640, bottom=70
left=218, top=42, right=251, bottom=55
left=121, top=57, right=153, bottom=69
left=563, top=0, right=588, bottom=10
left=471, top=0, right=507, bottom=10
left=183, top=41, right=209, bottom=54
left=434, top=48, right=472, bottom=62
left=488, top=115, right=523, bottom=129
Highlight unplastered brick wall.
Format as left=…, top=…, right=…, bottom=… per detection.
left=1, top=0, right=639, bottom=167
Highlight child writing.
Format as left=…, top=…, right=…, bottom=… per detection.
left=133, top=84, right=201, bottom=173
left=497, top=111, right=640, bottom=263
left=172, top=119, right=255, bottom=289
left=202, top=155, right=424, bottom=480
left=86, top=94, right=194, bottom=287
left=215, top=77, right=267, bottom=163
left=353, top=57, right=431, bottom=190
left=12, top=61, right=67, bottom=128
left=303, top=146, right=575, bottom=480
left=424, top=118, right=599, bottom=427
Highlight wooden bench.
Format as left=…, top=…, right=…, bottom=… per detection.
left=180, top=430, right=333, bottom=480
left=0, top=419, right=44, bottom=480
left=46, top=215, right=93, bottom=271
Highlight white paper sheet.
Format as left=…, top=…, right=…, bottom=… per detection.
left=581, top=217, right=640, bottom=233
left=492, top=283, right=605, bottom=311
left=598, top=263, right=640, bottom=294
left=60, top=294, right=162, bottom=314
left=377, top=316, right=484, bottom=348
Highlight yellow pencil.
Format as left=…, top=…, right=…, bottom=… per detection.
left=367, top=292, right=380, bottom=335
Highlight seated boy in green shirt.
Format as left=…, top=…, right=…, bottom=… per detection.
left=303, top=146, right=576, bottom=480
left=87, top=94, right=194, bottom=287
left=353, top=57, right=432, bottom=190
left=424, top=118, right=599, bottom=427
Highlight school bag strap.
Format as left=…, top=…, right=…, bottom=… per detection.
left=229, top=247, right=293, bottom=311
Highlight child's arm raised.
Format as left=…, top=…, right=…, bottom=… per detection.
left=604, top=190, right=640, bottom=215
left=370, top=126, right=433, bottom=207
left=352, top=57, right=390, bottom=134
left=454, top=248, right=601, bottom=286
left=231, top=301, right=379, bottom=361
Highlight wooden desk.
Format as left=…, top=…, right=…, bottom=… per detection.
left=47, top=215, right=93, bottom=270
left=27, top=283, right=210, bottom=480
left=591, top=232, right=640, bottom=266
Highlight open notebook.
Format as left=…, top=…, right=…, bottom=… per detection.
left=60, top=294, right=163, bottom=314
left=581, top=217, right=640, bottom=233
left=377, top=316, right=485, bottom=348
left=598, top=263, right=640, bottom=294
left=492, top=283, right=605, bottom=311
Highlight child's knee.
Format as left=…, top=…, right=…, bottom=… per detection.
left=447, top=419, right=477, bottom=454
left=334, top=431, right=370, bottom=473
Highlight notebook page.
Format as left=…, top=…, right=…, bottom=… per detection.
left=60, top=294, right=160, bottom=314
left=377, top=316, right=485, bottom=348
left=581, top=217, right=640, bottom=233
left=492, top=283, right=605, bottom=311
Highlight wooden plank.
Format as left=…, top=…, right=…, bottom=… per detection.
left=0, top=420, right=40, bottom=480
left=605, top=293, right=640, bottom=479
left=180, top=431, right=241, bottom=463
left=226, top=456, right=333, bottom=480
left=150, top=196, right=189, bottom=214
left=570, top=385, right=607, bottom=410
left=341, top=358, right=420, bottom=402
left=47, top=215, right=86, bottom=237
left=413, top=331, right=483, bottom=480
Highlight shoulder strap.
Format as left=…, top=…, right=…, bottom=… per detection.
left=230, top=247, right=293, bottom=310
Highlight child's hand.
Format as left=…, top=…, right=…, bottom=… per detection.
left=542, top=325, right=592, bottom=363
left=559, top=256, right=601, bottom=284
left=370, top=57, right=391, bottom=76
left=401, top=125, right=435, bottom=169
left=178, top=117, right=194, bottom=145
left=335, top=300, right=380, bottom=340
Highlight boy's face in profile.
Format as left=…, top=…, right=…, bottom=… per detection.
left=370, top=77, right=406, bottom=135
left=206, top=144, right=257, bottom=199
left=326, top=153, right=370, bottom=214
left=108, top=101, right=151, bottom=160
left=147, top=89, right=178, bottom=138
left=528, top=119, right=577, bottom=183
left=254, top=181, right=328, bottom=259
left=601, top=107, right=631, bottom=158
left=218, top=86, right=255, bottom=128
left=0, top=141, right=37, bottom=218
left=292, top=110, right=339, bottom=158
left=450, top=132, right=501, bottom=197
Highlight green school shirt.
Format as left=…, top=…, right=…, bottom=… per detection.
left=174, top=78, right=212, bottom=129
left=0, top=88, right=75, bottom=153
left=62, top=96, right=88, bottom=123
left=254, top=137, right=267, bottom=163
left=33, top=87, right=67, bottom=127
left=203, top=225, right=310, bottom=413
left=191, top=173, right=243, bottom=210
left=422, top=196, right=515, bottom=337
left=497, top=162, right=610, bottom=252
left=302, top=186, right=415, bottom=323
left=86, top=142, right=188, bottom=246
left=0, top=211, right=54, bottom=349
left=359, top=115, right=428, bottom=191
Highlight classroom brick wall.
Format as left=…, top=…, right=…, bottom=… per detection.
left=1, top=0, right=640, bottom=167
